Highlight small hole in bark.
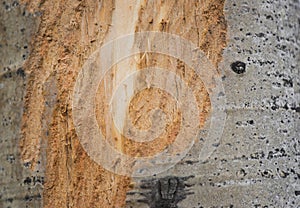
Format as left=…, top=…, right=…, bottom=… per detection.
left=231, top=61, right=246, bottom=74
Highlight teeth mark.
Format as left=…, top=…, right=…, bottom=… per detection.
left=159, top=177, right=178, bottom=200
left=159, top=179, right=170, bottom=199
left=126, top=176, right=194, bottom=207
left=168, top=178, right=178, bottom=199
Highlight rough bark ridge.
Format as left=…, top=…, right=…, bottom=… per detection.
left=19, top=0, right=227, bottom=207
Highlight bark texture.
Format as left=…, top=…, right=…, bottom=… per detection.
left=1, top=0, right=298, bottom=208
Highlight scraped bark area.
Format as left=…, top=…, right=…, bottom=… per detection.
left=19, top=0, right=227, bottom=207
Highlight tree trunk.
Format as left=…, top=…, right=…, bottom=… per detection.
left=0, top=0, right=299, bottom=207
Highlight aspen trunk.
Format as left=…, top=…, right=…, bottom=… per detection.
left=0, top=0, right=299, bottom=208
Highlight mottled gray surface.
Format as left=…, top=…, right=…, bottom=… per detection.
left=126, top=0, right=299, bottom=208
left=0, top=0, right=299, bottom=208
left=0, top=1, right=42, bottom=208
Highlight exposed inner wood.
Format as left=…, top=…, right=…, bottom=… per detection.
left=19, top=0, right=227, bottom=207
